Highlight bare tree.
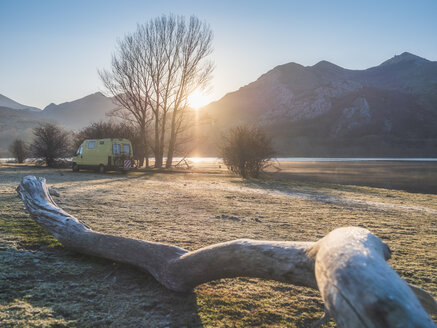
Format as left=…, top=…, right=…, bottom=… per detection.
left=17, top=176, right=437, bottom=327
left=31, top=123, right=71, bottom=167
left=100, top=14, right=213, bottom=168
left=9, top=138, right=28, bottom=163
left=99, top=33, right=153, bottom=167
left=161, top=16, right=214, bottom=168
left=221, top=126, right=276, bottom=178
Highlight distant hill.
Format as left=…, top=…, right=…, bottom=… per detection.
left=40, top=92, right=117, bottom=129
left=200, top=52, right=437, bottom=157
left=0, top=92, right=117, bottom=156
left=0, top=94, right=41, bottom=111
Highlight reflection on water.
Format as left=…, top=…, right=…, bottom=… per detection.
left=276, top=157, right=437, bottom=162
left=2, top=157, right=437, bottom=162
left=176, top=157, right=437, bottom=163
left=2, top=157, right=436, bottom=194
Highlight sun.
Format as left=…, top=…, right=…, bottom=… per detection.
left=188, top=89, right=211, bottom=110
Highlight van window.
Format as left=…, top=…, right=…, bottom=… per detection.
left=99, top=141, right=104, bottom=145
left=122, top=144, right=130, bottom=154
left=88, top=141, right=96, bottom=149
left=113, top=144, right=120, bottom=155
left=75, top=145, right=83, bottom=156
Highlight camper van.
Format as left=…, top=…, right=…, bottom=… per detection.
left=72, top=138, right=135, bottom=173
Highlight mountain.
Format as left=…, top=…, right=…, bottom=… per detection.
left=2, top=52, right=437, bottom=158
left=0, top=92, right=117, bottom=156
left=0, top=94, right=41, bottom=111
left=40, top=92, right=117, bottom=129
left=201, top=52, right=437, bottom=157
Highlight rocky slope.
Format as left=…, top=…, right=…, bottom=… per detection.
left=201, top=52, right=437, bottom=156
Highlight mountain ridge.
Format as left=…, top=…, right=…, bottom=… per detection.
left=0, top=92, right=117, bottom=155
left=200, top=52, right=437, bottom=157
left=0, top=94, right=41, bottom=112
left=1, top=52, right=436, bottom=157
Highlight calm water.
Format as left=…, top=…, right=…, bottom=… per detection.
left=2, top=157, right=437, bottom=162
left=181, top=157, right=437, bottom=163
left=2, top=157, right=436, bottom=193
left=275, top=157, right=437, bottom=162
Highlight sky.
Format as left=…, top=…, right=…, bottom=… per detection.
left=1, top=0, right=437, bottom=109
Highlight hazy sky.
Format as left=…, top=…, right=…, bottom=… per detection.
left=1, top=0, right=436, bottom=109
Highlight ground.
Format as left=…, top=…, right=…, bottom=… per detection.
left=0, top=162, right=436, bottom=327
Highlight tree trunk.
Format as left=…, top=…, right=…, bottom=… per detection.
left=158, top=111, right=167, bottom=168
left=143, top=124, right=150, bottom=169
left=153, top=112, right=162, bottom=168
left=136, top=124, right=146, bottom=168
left=16, top=176, right=436, bottom=327
left=165, top=111, right=177, bottom=168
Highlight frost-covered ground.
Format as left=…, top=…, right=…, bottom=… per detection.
left=0, top=163, right=436, bottom=327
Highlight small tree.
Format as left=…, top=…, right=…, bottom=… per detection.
left=31, top=123, right=71, bottom=167
left=9, top=139, right=28, bottom=163
left=221, top=126, right=276, bottom=178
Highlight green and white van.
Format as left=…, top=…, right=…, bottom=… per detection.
left=72, top=138, right=135, bottom=173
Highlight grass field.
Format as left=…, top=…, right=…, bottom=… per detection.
left=0, top=162, right=436, bottom=327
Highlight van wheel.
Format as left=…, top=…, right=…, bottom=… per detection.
left=98, top=164, right=106, bottom=174
left=72, top=163, right=79, bottom=172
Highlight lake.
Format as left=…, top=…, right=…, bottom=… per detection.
left=2, top=157, right=437, bottom=193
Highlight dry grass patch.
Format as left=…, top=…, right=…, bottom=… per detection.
left=0, top=163, right=435, bottom=327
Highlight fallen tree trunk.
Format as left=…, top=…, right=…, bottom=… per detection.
left=17, top=176, right=436, bottom=327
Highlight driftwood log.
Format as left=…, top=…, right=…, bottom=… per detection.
left=16, top=176, right=436, bottom=327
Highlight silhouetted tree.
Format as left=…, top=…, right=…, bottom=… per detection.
left=9, top=139, right=28, bottom=163
left=31, top=123, right=71, bottom=168
left=220, top=126, right=276, bottom=178
left=100, top=14, right=214, bottom=168
left=73, top=121, right=143, bottom=161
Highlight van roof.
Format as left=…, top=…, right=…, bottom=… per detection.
left=83, top=138, right=130, bottom=142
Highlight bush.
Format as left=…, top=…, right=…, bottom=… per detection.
left=9, top=139, right=28, bottom=163
left=220, top=126, right=276, bottom=178
left=31, top=123, right=71, bottom=167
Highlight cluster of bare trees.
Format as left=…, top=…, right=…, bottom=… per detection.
left=9, top=123, right=71, bottom=167
left=100, top=14, right=214, bottom=168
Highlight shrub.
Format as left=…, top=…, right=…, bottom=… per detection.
left=9, top=139, right=28, bottom=163
left=31, top=123, right=71, bottom=167
left=220, top=126, right=276, bottom=178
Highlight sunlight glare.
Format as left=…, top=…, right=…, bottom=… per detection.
left=188, top=89, right=211, bottom=110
